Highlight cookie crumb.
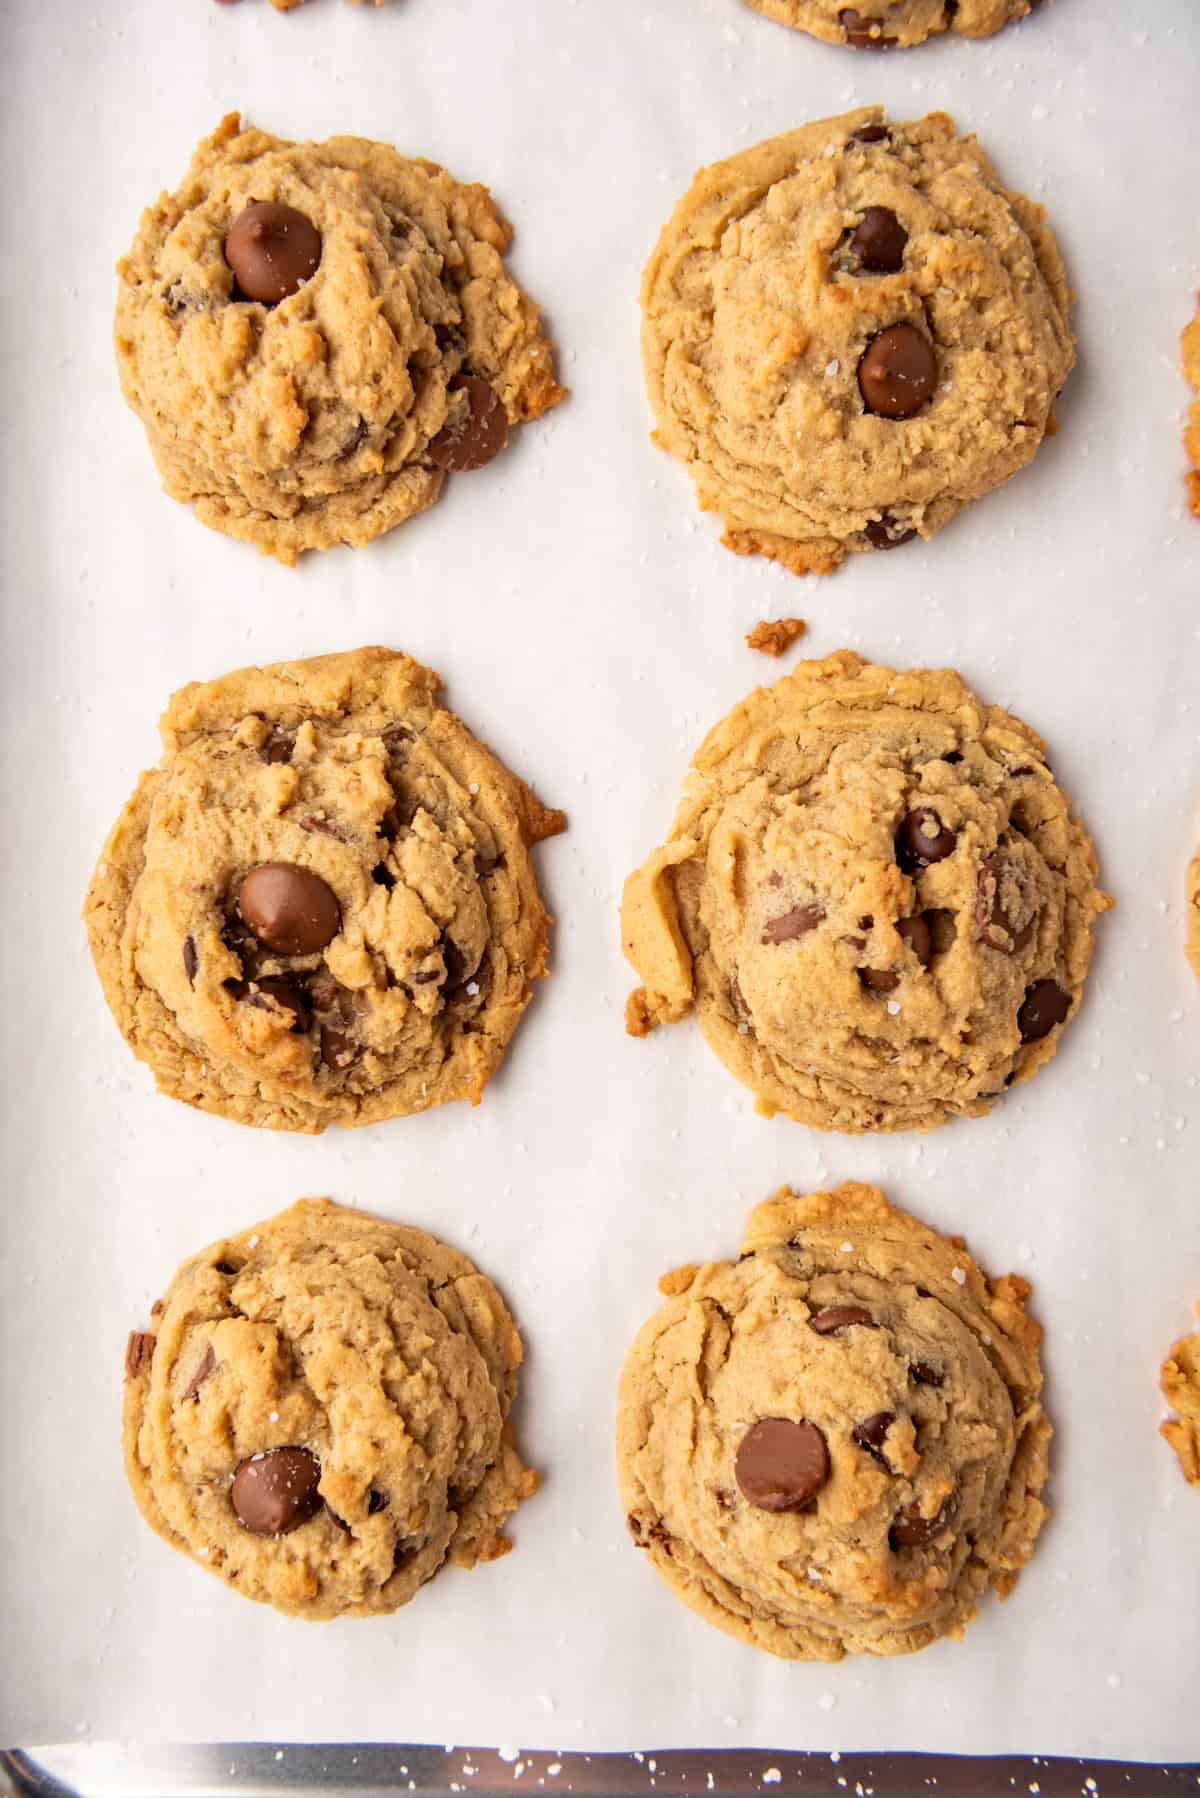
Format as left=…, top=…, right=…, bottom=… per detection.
left=745, top=617, right=808, bottom=657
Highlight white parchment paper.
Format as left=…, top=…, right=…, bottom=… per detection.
left=1, top=0, right=1198, bottom=1761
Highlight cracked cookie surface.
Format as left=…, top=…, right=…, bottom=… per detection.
left=115, top=113, right=563, bottom=564
left=640, top=108, right=1072, bottom=577
left=622, top=651, right=1109, bottom=1134
left=742, top=0, right=1031, bottom=48
left=617, top=1181, right=1050, bottom=1660
left=85, top=647, right=564, bottom=1133
left=123, top=1198, right=535, bottom=1619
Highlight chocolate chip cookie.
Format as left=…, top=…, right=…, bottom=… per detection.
left=623, top=651, right=1109, bottom=1133
left=742, top=0, right=1031, bottom=48
left=641, top=108, right=1072, bottom=576
left=115, top=112, right=564, bottom=564
left=84, top=647, right=564, bottom=1133
left=1184, top=297, right=1200, bottom=519
left=1161, top=1309, right=1200, bottom=1486
left=617, top=1180, right=1050, bottom=1660
left=123, top=1198, right=535, bottom=1619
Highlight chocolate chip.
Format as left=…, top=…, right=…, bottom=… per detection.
left=848, top=207, right=908, bottom=274
left=434, top=322, right=467, bottom=356
left=859, top=966, right=900, bottom=993
left=225, top=201, right=322, bottom=305
left=371, top=862, right=396, bottom=889
left=181, top=1343, right=216, bottom=1403
left=183, top=936, right=198, bottom=984
left=864, top=514, right=916, bottom=550
left=248, top=975, right=312, bottom=1032
left=238, top=864, right=340, bottom=955
left=298, top=815, right=353, bottom=844
left=852, top=1411, right=895, bottom=1465
left=1018, top=978, right=1070, bottom=1043
left=926, top=909, right=957, bottom=955
left=367, top=1488, right=388, bottom=1514
left=232, top=1447, right=322, bottom=1536
left=214, top=1261, right=239, bottom=1277
left=859, top=324, right=937, bottom=420
left=910, top=1362, right=944, bottom=1387
left=896, top=914, right=933, bottom=967
left=851, top=123, right=890, bottom=144
left=942, top=751, right=963, bottom=765
left=320, top=1024, right=357, bottom=1069
left=976, top=854, right=1036, bottom=954
left=428, top=375, right=508, bottom=472
left=125, top=1331, right=155, bottom=1378
left=762, top=902, right=825, bottom=944
left=896, top=807, right=957, bottom=873
left=729, top=973, right=753, bottom=1028
left=809, top=1305, right=876, bottom=1335
left=263, top=734, right=293, bottom=764
left=890, top=1497, right=952, bottom=1549
left=735, top=1418, right=830, bottom=1513
left=840, top=8, right=898, bottom=46
left=342, top=419, right=368, bottom=457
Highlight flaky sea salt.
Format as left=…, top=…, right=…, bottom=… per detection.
left=951, top=1266, right=966, bottom=1285
left=839, top=1240, right=853, bottom=1253
left=824, top=358, right=840, bottom=378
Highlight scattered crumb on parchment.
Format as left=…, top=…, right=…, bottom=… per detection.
left=745, top=617, right=807, bottom=657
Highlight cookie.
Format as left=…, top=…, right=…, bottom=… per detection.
left=123, top=1199, right=535, bottom=1619
left=622, top=651, right=1109, bottom=1133
left=1184, top=298, right=1200, bottom=519
left=742, top=0, right=1031, bottom=48
left=1161, top=1311, right=1200, bottom=1486
left=115, top=113, right=564, bottom=564
left=85, top=647, right=564, bottom=1133
left=641, top=109, right=1072, bottom=577
left=1187, top=847, right=1200, bottom=984
left=617, top=1180, right=1049, bottom=1660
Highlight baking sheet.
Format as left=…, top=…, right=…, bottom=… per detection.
left=1, top=0, right=1198, bottom=1762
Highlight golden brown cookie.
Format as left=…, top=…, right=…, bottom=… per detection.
left=115, top=113, right=564, bottom=563
left=622, top=651, right=1110, bottom=1133
left=1161, top=1312, right=1200, bottom=1487
left=123, top=1199, right=536, bottom=1619
left=742, top=0, right=1031, bottom=48
left=84, top=648, right=564, bottom=1133
left=617, top=1180, right=1050, bottom=1660
left=1184, top=298, right=1200, bottom=519
left=640, top=109, right=1072, bottom=577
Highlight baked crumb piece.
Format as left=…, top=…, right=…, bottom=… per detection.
left=746, top=617, right=808, bottom=657
left=1161, top=1315, right=1200, bottom=1486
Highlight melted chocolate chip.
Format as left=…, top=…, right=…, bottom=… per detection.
left=859, top=966, right=900, bottom=993
left=976, top=854, right=1036, bottom=954
left=214, top=1261, right=239, bottom=1277
left=859, top=323, right=937, bottom=419
left=852, top=1411, right=895, bottom=1465
left=238, top=864, right=340, bottom=955
left=896, top=913, right=933, bottom=967
left=342, top=418, right=369, bottom=457
left=809, top=1305, right=876, bottom=1335
left=848, top=207, right=908, bottom=274
left=367, top=1488, right=388, bottom=1514
left=125, top=1331, right=155, bottom=1378
left=225, top=201, right=322, bottom=305
left=183, top=936, right=198, bottom=984
left=840, top=8, right=898, bottom=45
left=263, top=734, right=293, bottom=764
left=851, top=123, right=890, bottom=144
left=910, top=1362, right=944, bottom=1388
left=231, top=1447, right=322, bottom=1536
left=371, top=862, right=396, bottom=889
left=181, top=1343, right=216, bottom=1403
left=864, top=514, right=917, bottom=550
left=896, top=808, right=957, bottom=873
left=762, top=902, right=825, bottom=944
left=240, top=975, right=312, bottom=1033
left=428, top=376, right=508, bottom=472
left=890, top=1497, right=952, bottom=1549
left=735, top=1418, right=829, bottom=1513
left=1018, top=978, right=1070, bottom=1043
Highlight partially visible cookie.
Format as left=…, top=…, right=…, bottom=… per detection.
left=641, top=109, right=1072, bottom=577
left=84, top=647, right=564, bottom=1133
left=742, top=0, right=1031, bottom=48
left=622, top=651, right=1110, bottom=1134
left=1187, top=848, right=1200, bottom=983
left=115, top=113, right=563, bottom=563
left=1184, top=299, right=1200, bottom=519
left=123, top=1199, right=536, bottom=1619
left=617, top=1180, right=1050, bottom=1660
left=1161, top=1312, right=1200, bottom=1487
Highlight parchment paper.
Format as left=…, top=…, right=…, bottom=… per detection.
left=1, top=0, right=1198, bottom=1761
